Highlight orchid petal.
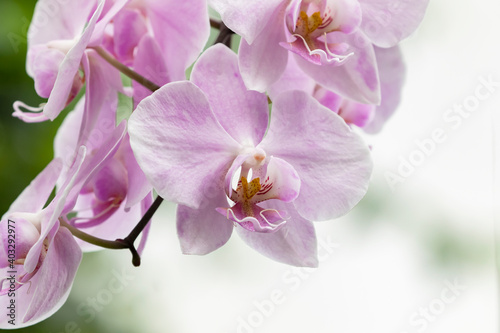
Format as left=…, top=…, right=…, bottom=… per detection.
left=260, top=90, right=372, bottom=221
left=147, top=0, right=210, bottom=81
left=128, top=81, right=240, bottom=209
left=30, top=47, right=65, bottom=98
left=251, top=157, right=301, bottom=203
left=80, top=50, right=121, bottom=147
left=268, top=54, right=315, bottom=99
left=364, top=45, right=406, bottom=133
left=358, top=0, right=429, bottom=47
left=208, top=0, right=283, bottom=44
left=27, top=0, right=97, bottom=47
left=89, top=0, right=129, bottom=47
left=236, top=201, right=318, bottom=267
left=0, top=216, right=40, bottom=268
left=122, top=135, right=153, bottom=209
left=132, top=34, right=170, bottom=108
left=295, top=31, right=380, bottom=104
left=3, top=159, right=62, bottom=218
left=24, top=146, right=86, bottom=274
left=338, top=99, right=375, bottom=127
left=238, top=3, right=289, bottom=92
left=191, top=44, right=269, bottom=145
left=177, top=194, right=233, bottom=255
left=72, top=194, right=142, bottom=252
left=113, top=8, right=148, bottom=64
left=21, top=227, right=82, bottom=325
left=42, top=1, right=105, bottom=120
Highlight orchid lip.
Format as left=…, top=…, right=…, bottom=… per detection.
left=292, top=33, right=354, bottom=64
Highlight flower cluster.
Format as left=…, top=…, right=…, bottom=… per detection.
left=1, top=0, right=428, bottom=328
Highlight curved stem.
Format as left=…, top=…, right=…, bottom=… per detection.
left=124, top=196, right=163, bottom=245
left=59, top=218, right=128, bottom=250
left=60, top=196, right=164, bottom=266
left=92, top=46, right=161, bottom=92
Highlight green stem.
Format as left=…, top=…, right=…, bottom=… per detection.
left=59, top=218, right=128, bottom=250
left=60, top=196, right=164, bottom=266
left=92, top=46, right=161, bottom=92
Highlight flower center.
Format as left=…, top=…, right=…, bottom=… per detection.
left=296, top=11, right=323, bottom=36
left=238, top=176, right=261, bottom=217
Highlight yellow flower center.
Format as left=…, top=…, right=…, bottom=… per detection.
left=297, top=11, right=323, bottom=35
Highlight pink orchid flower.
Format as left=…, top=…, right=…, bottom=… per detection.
left=108, top=0, right=210, bottom=82
left=128, top=44, right=372, bottom=266
left=209, top=0, right=427, bottom=104
left=0, top=155, right=83, bottom=328
left=15, top=0, right=128, bottom=122
left=54, top=96, right=153, bottom=252
left=0, top=117, right=127, bottom=327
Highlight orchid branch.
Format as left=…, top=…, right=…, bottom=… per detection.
left=214, top=20, right=234, bottom=48
left=92, top=46, right=161, bottom=92
left=210, top=18, right=222, bottom=29
left=60, top=196, right=164, bottom=266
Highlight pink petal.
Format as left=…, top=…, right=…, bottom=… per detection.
left=91, top=158, right=128, bottom=202
left=80, top=50, right=121, bottom=147
left=338, top=99, right=375, bottom=127
left=364, top=45, right=406, bottom=133
left=53, top=99, right=84, bottom=178
left=251, top=157, right=301, bottom=203
left=72, top=194, right=143, bottom=252
left=208, top=0, right=283, bottom=44
left=132, top=34, right=170, bottom=108
left=27, top=0, right=97, bottom=47
left=21, top=227, right=82, bottom=325
left=24, top=146, right=86, bottom=274
left=30, top=46, right=66, bottom=98
left=358, top=0, right=429, bottom=47
left=295, top=31, right=380, bottom=104
left=259, top=90, right=373, bottom=221
left=238, top=2, right=289, bottom=92
left=177, top=194, right=234, bottom=255
left=314, top=87, right=343, bottom=112
left=42, top=1, right=105, bottom=120
left=147, top=0, right=210, bottom=81
left=128, top=81, right=240, bottom=209
left=268, top=54, right=316, bottom=99
left=89, top=0, right=130, bottom=47
left=191, top=44, right=269, bottom=145
left=0, top=216, right=40, bottom=268
left=66, top=122, right=128, bottom=210
left=122, top=135, right=153, bottom=209
left=236, top=201, right=318, bottom=267
left=3, top=158, right=62, bottom=217
left=113, top=9, right=147, bottom=64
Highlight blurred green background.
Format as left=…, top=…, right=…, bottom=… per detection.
left=0, top=1, right=62, bottom=215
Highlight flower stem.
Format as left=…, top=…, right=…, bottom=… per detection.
left=61, top=196, right=164, bottom=266
left=210, top=18, right=222, bottom=29
left=214, top=21, right=234, bottom=48
left=92, top=46, right=161, bottom=92
left=59, top=218, right=128, bottom=250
